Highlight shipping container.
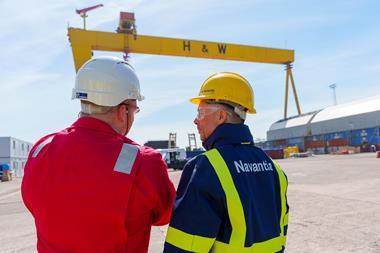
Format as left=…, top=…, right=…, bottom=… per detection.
left=266, top=140, right=287, bottom=150
left=305, top=134, right=324, bottom=142
left=287, top=137, right=305, bottom=152
left=306, top=140, right=326, bottom=148
left=273, top=139, right=287, bottom=145
left=326, top=146, right=341, bottom=153
left=324, top=131, right=349, bottom=141
left=326, top=138, right=348, bottom=147
left=307, top=147, right=326, bottom=154
left=264, top=149, right=284, bottom=159
left=350, top=127, right=380, bottom=146
left=366, top=127, right=380, bottom=145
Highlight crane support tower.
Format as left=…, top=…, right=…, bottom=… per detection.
left=168, top=133, right=177, bottom=149
left=68, top=11, right=301, bottom=119
left=188, top=133, right=198, bottom=151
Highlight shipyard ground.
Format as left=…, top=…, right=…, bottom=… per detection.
left=0, top=153, right=379, bottom=252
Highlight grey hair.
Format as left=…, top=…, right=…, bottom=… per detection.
left=206, top=100, right=247, bottom=123
left=80, top=101, right=114, bottom=115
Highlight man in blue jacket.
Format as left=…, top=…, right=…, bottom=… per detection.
left=164, top=72, right=289, bottom=253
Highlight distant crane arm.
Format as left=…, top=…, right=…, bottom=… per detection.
left=76, top=4, right=104, bottom=15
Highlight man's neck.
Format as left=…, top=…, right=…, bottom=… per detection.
left=80, top=114, right=124, bottom=135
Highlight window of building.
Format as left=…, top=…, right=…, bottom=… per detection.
left=13, top=140, right=16, bottom=149
left=22, top=143, right=25, bottom=151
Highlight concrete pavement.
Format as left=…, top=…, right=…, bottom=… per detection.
left=1, top=153, right=379, bottom=252
left=0, top=172, right=182, bottom=253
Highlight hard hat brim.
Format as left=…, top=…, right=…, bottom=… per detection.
left=189, top=96, right=202, bottom=105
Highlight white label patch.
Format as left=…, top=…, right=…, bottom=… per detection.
left=113, top=143, right=138, bottom=174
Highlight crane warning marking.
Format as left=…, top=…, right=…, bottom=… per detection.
left=182, top=40, right=227, bottom=54
left=218, top=44, right=227, bottom=54
left=183, top=40, right=191, bottom=51
left=202, top=44, right=209, bottom=53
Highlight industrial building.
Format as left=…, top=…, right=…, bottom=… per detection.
left=144, top=140, right=176, bottom=149
left=0, top=137, right=33, bottom=177
left=265, top=96, right=380, bottom=154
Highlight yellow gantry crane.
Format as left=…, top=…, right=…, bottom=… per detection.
left=68, top=11, right=301, bottom=119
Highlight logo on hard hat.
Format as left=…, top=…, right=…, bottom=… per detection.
left=201, top=89, right=215, bottom=95
left=75, top=92, right=88, bottom=99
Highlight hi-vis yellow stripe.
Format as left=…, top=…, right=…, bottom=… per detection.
left=271, top=159, right=288, bottom=244
left=165, top=149, right=287, bottom=253
left=205, top=149, right=247, bottom=247
left=166, top=226, right=215, bottom=253
left=212, top=236, right=283, bottom=253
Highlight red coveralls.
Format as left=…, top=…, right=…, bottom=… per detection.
left=22, top=117, right=175, bottom=253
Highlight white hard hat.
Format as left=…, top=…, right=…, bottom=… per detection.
left=72, top=56, right=144, bottom=106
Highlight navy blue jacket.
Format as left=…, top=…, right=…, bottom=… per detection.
left=164, top=123, right=288, bottom=252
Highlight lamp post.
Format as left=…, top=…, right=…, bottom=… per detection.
left=329, top=83, right=337, bottom=106
left=377, top=126, right=380, bottom=151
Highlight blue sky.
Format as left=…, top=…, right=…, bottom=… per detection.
left=1, top=0, right=380, bottom=148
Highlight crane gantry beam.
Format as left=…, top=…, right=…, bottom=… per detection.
left=67, top=27, right=301, bottom=119
left=68, top=28, right=294, bottom=71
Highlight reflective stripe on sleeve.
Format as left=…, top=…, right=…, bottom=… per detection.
left=212, top=236, right=283, bottom=253
left=165, top=226, right=215, bottom=253
left=113, top=143, right=138, bottom=174
left=204, top=149, right=246, bottom=247
left=32, top=136, right=54, bottom=158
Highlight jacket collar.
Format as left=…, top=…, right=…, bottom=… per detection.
left=71, top=117, right=139, bottom=145
left=71, top=117, right=122, bottom=136
left=203, top=123, right=254, bottom=150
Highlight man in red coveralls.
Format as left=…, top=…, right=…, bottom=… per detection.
left=22, top=56, right=176, bottom=253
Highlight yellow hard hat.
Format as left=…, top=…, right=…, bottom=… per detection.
left=190, top=72, right=256, bottom=114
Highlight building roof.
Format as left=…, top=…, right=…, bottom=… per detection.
left=267, top=96, right=380, bottom=140
left=312, top=96, right=380, bottom=123
left=267, top=112, right=318, bottom=140
left=269, top=112, right=316, bottom=131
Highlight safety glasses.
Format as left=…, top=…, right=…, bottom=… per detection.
left=196, top=105, right=223, bottom=120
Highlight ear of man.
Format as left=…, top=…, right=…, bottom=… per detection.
left=218, top=110, right=228, bottom=123
left=117, top=104, right=128, bottom=121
